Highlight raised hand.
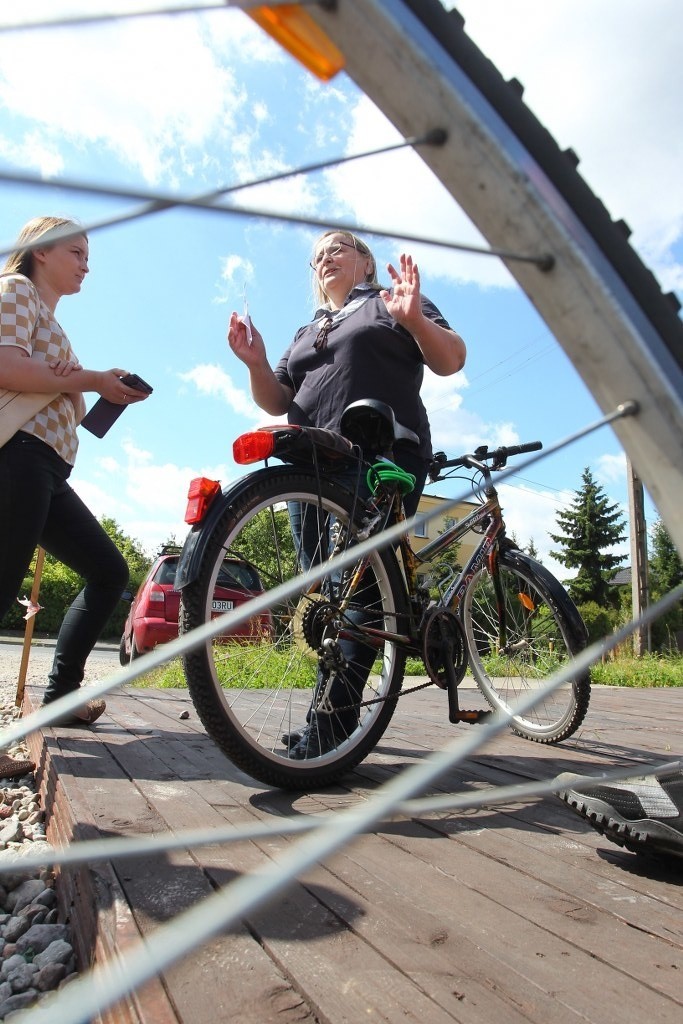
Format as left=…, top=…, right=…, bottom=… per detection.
left=379, top=253, right=422, bottom=330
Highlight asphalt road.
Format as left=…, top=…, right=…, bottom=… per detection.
left=0, top=638, right=121, bottom=681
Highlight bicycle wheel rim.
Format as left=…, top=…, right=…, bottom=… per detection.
left=462, top=558, right=589, bottom=741
left=180, top=472, right=407, bottom=787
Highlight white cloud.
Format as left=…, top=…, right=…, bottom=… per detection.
left=321, top=96, right=514, bottom=289
left=0, top=130, right=64, bottom=177
left=595, top=452, right=627, bottom=485
left=495, top=483, right=571, bottom=575
left=178, top=363, right=259, bottom=419
left=421, top=367, right=521, bottom=454
left=73, top=437, right=235, bottom=555
left=0, top=9, right=264, bottom=184
left=214, top=254, right=255, bottom=304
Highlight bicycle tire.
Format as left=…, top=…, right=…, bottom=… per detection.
left=460, top=547, right=590, bottom=742
left=179, top=468, right=409, bottom=789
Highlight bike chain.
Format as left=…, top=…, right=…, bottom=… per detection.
left=315, top=675, right=436, bottom=716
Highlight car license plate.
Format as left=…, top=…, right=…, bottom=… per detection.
left=212, top=600, right=234, bottom=612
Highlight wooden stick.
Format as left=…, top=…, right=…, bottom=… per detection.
left=15, top=547, right=46, bottom=708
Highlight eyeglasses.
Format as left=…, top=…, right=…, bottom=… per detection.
left=309, top=240, right=358, bottom=268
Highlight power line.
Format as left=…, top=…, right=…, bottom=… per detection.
left=0, top=2, right=263, bottom=33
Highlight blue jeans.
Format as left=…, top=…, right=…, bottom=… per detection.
left=0, top=432, right=129, bottom=702
left=288, top=449, right=427, bottom=736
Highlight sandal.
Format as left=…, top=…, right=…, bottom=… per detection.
left=44, top=698, right=107, bottom=727
left=0, top=754, right=36, bottom=779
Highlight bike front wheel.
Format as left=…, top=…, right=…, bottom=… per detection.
left=179, top=469, right=409, bottom=789
left=461, top=548, right=590, bottom=742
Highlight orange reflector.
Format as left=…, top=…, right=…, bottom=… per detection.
left=517, top=592, right=536, bottom=611
left=233, top=431, right=276, bottom=464
left=247, top=4, right=345, bottom=81
left=185, top=477, right=220, bottom=525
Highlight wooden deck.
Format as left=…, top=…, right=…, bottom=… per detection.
left=24, top=681, right=682, bottom=1024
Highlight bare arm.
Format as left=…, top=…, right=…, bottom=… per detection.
left=0, top=347, right=148, bottom=404
left=227, top=311, right=294, bottom=416
left=408, top=319, right=466, bottom=376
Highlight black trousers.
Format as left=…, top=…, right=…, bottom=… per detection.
left=0, top=432, right=129, bottom=702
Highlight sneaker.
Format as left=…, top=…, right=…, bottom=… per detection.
left=557, top=761, right=683, bottom=859
left=281, top=729, right=303, bottom=749
left=288, top=717, right=338, bottom=760
left=43, top=698, right=107, bottom=727
left=0, top=754, right=36, bottom=779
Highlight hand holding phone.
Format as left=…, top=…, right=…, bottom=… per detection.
left=119, top=372, right=153, bottom=394
left=81, top=372, right=153, bottom=438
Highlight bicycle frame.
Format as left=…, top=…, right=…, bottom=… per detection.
left=400, top=492, right=505, bottom=614
left=331, top=472, right=508, bottom=658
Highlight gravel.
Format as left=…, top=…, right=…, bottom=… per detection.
left=0, top=644, right=99, bottom=1018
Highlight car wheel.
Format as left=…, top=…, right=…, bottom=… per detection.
left=118, top=635, right=129, bottom=667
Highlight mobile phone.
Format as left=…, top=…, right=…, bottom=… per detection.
left=119, top=373, right=153, bottom=394
left=81, top=372, right=153, bottom=438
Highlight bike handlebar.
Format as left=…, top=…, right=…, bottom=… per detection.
left=428, top=440, right=543, bottom=480
left=485, top=441, right=543, bottom=461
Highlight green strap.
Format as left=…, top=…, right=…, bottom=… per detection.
left=367, top=461, right=416, bottom=496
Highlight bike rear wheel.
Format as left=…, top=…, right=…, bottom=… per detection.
left=179, top=469, right=409, bottom=789
left=461, top=548, right=590, bottom=742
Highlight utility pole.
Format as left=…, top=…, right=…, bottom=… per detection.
left=626, top=458, right=650, bottom=654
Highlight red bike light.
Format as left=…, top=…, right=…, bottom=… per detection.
left=185, top=477, right=221, bottom=525
left=233, top=431, right=275, bottom=464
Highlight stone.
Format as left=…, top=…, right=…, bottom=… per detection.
left=9, top=879, right=48, bottom=913
left=2, top=916, right=31, bottom=943
left=0, top=989, right=39, bottom=1015
left=0, top=954, right=26, bottom=980
left=34, top=889, right=57, bottom=910
left=35, top=961, right=67, bottom=992
left=0, top=822, right=22, bottom=845
left=15, top=924, right=70, bottom=956
left=33, top=939, right=73, bottom=969
left=7, top=961, right=38, bottom=992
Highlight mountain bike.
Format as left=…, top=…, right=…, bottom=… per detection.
left=176, top=400, right=590, bottom=790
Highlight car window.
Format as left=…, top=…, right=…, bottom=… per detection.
left=154, top=559, right=178, bottom=586
left=217, top=561, right=261, bottom=590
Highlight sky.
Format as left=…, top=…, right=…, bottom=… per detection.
left=1, top=0, right=681, bottom=581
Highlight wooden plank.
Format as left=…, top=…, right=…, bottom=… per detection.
left=58, top=693, right=321, bottom=1024
left=21, top=679, right=683, bottom=1024
left=306, top=829, right=682, bottom=1023
left=24, top=686, right=179, bottom=1024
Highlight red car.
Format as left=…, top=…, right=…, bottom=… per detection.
left=119, top=547, right=271, bottom=664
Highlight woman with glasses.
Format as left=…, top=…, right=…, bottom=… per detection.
left=227, top=230, right=466, bottom=757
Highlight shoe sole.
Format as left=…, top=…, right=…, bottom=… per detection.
left=558, top=788, right=683, bottom=860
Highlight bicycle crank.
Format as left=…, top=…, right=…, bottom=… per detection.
left=420, top=608, right=490, bottom=725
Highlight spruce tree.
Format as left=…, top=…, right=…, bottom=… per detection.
left=549, top=467, right=626, bottom=606
left=649, top=517, right=683, bottom=597
left=648, top=517, right=683, bottom=650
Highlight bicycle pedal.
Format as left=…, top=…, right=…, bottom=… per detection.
left=451, top=709, right=493, bottom=725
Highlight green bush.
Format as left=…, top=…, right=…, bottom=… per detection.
left=576, top=600, right=618, bottom=645
left=0, top=518, right=152, bottom=641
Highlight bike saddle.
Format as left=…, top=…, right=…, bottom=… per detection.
left=340, top=399, right=419, bottom=452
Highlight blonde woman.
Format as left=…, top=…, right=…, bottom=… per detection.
left=0, top=217, right=149, bottom=739
left=227, top=230, right=466, bottom=759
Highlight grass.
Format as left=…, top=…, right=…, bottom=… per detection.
left=589, top=652, right=683, bottom=687
left=137, top=649, right=683, bottom=690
